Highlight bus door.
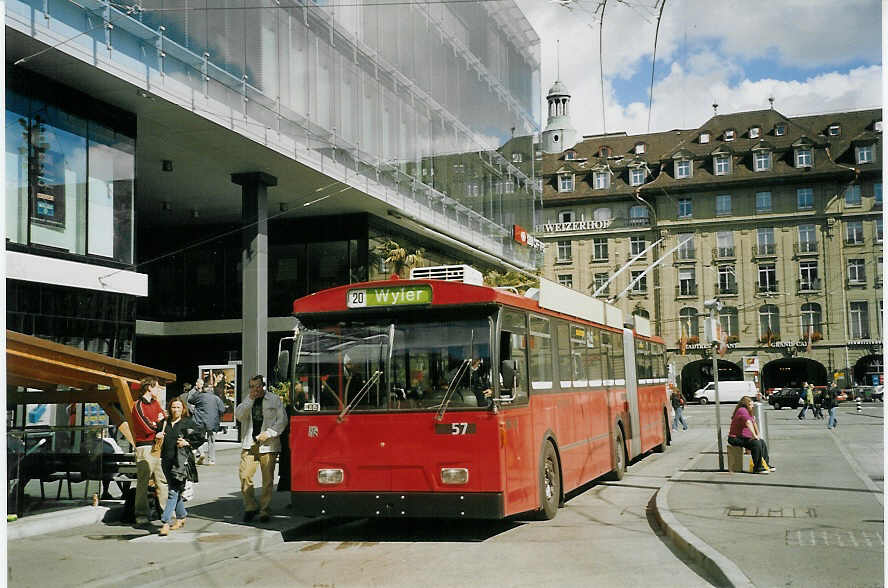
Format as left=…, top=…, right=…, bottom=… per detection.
left=498, top=309, right=535, bottom=514
left=622, top=328, right=641, bottom=458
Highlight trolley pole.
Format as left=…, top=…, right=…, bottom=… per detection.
left=704, top=299, right=725, bottom=471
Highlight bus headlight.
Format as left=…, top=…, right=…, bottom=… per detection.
left=440, top=468, right=469, bottom=485
left=317, top=468, right=344, bottom=485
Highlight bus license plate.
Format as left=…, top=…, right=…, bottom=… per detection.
left=435, top=423, right=476, bottom=435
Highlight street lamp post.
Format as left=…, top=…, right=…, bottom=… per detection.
left=704, top=299, right=725, bottom=471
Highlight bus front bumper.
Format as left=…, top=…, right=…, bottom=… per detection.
left=290, top=491, right=504, bottom=519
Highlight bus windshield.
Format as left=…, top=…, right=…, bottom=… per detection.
left=292, top=309, right=493, bottom=412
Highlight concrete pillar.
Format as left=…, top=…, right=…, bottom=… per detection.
left=232, top=172, right=277, bottom=395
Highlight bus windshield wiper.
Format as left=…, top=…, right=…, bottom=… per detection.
left=337, top=370, right=382, bottom=423
left=435, top=358, right=471, bottom=422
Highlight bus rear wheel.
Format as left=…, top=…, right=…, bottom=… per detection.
left=537, top=442, right=561, bottom=520
left=607, top=428, right=626, bottom=481
left=654, top=413, right=668, bottom=453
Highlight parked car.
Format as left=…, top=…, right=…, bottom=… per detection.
left=768, top=387, right=801, bottom=410
left=852, top=386, right=880, bottom=402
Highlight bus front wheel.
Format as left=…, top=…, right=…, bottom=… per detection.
left=607, top=428, right=626, bottom=481
left=537, top=442, right=561, bottom=520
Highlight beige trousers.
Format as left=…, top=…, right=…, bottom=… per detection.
left=134, top=445, right=168, bottom=519
left=239, top=446, right=277, bottom=514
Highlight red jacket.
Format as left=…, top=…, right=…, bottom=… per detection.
left=131, top=397, right=166, bottom=445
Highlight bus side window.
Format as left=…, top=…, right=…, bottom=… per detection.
left=500, top=331, right=528, bottom=401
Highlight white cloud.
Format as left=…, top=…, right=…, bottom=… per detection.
left=516, top=0, right=883, bottom=136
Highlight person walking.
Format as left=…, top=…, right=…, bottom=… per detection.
left=188, top=378, right=226, bottom=465
left=157, top=398, right=204, bottom=536
left=728, top=396, right=774, bottom=474
left=671, top=387, right=687, bottom=431
left=797, top=382, right=815, bottom=420
left=813, top=387, right=824, bottom=419
left=130, top=377, right=169, bottom=524
left=235, top=375, right=287, bottom=523
left=824, top=387, right=839, bottom=429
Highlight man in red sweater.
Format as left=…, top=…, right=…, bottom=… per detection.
left=131, top=377, right=169, bottom=524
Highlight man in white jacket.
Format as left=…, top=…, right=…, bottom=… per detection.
left=235, top=375, right=287, bottom=522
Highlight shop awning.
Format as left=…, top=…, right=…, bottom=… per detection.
left=6, top=330, right=176, bottom=445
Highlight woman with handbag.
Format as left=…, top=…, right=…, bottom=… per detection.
left=157, top=398, right=205, bottom=536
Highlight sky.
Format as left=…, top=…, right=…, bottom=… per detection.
left=513, top=0, right=883, bottom=137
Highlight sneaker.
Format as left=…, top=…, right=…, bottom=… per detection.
left=205, top=460, right=216, bottom=466
left=135, top=516, right=149, bottom=525
left=244, top=510, right=258, bottom=522
left=752, top=468, right=770, bottom=475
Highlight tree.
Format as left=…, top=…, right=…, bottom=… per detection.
left=374, top=239, right=424, bottom=278
left=483, top=269, right=539, bottom=294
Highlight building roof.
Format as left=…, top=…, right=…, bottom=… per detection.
left=540, top=107, right=882, bottom=205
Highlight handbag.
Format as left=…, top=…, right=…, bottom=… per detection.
left=181, top=480, right=194, bottom=502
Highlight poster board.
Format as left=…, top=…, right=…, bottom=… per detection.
left=198, top=363, right=240, bottom=442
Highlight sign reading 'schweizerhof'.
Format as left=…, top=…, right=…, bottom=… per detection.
left=534, top=219, right=614, bottom=233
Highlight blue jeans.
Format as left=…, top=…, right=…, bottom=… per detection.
left=828, top=406, right=838, bottom=428
left=161, top=464, right=187, bottom=523
left=672, top=406, right=687, bottom=430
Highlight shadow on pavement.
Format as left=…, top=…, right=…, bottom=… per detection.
left=670, top=477, right=882, bottom=494
left=281, top=516, right=521, bottom=543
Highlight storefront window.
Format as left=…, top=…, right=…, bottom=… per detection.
left=29, top=107, right=88, bottom=255
left=5, top=74, right=135, bottom=265
left=5, top=94, right=29, bottom=245
left=88, top=123, right=134, bottom=263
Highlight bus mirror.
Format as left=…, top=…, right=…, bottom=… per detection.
left=276, top=349, right=290, bottom=380
left=501, top=360, right=517, bottom=391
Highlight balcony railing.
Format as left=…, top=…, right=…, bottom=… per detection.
left=752, top=244, right=777, bottom=257
left=629, top=217, right=650, bottom=226
left=677, top=284, right=698, bottom=297
left=756, top=280, right=779, bottom=293
left=798, top=278, right=822, bottom=292
left=717, top=283, right=738, bottom=295
left=712, top=247, right=735, bottom=259
left=793, top=241, right=818, bottom=255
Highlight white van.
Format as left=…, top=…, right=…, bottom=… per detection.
left=694, top=381, right=757, bottom=404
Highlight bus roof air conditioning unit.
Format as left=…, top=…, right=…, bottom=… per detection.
left=410, top=264, right=483, bottom=285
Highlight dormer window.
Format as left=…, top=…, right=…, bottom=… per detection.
left=856, top=144, right=875, bottom=164
left=749, top=127, right=761, bottom=139
left=598, top=146, right=612, bottom=158
left=753, top=150, right=772, bottom=172
left=629, top=167, right=647, bottom=186
left=774, top=123, right=786, bottom=136
left=675, top=159, right=692, bottom=179
left=564, top=150, right=576, bottom=161
left=699, top=133, right=710, bottom=144
left=795, top=147, right=813, bottom=168
left=713, top=154, right=731, bottom=176
left=724, top=129, right=735, bottom=141
left=593, top=171, right=611, bottom=190
left=558, top=173, right=575, bottom=192
left=634, top=142, right=646, bottom=154
left=828, top=124, right=841, bottom=136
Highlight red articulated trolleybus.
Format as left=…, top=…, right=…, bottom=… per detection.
left=275, top=267, right=669, bottom=520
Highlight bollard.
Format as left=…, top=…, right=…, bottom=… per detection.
left=754, top=401, right=769, bottom=449
left=856, top=398, right=862, bottom=413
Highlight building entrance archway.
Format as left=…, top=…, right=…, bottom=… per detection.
left=680, top=359, right=743, bottom=400
left=853, top=354, right=884, bottom=386
left=761, top=357, right=827, bottom=391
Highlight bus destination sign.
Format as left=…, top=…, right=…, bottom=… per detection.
left=347, top=284, right=433, bottom=308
